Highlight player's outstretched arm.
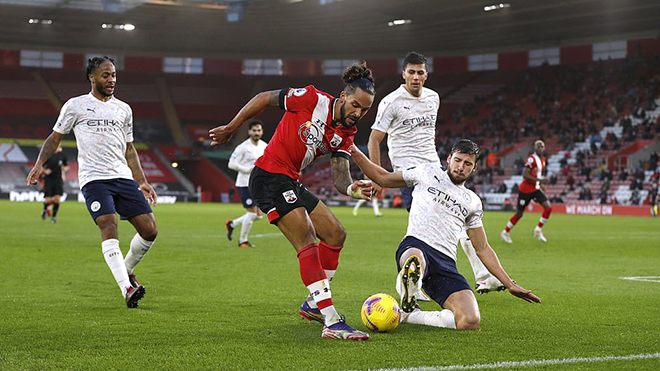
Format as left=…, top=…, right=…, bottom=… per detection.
left=331, top=156, right=372, bottom=200
left=125, top=142, right=157, bottom=206
left=467, top=227, right=541, bottom=304
left=367, top=129, right=386, bottom=197
left=209, top=90, right=280, bottom=146
left=350, top=144, right=407, bottom=189
left=26, top=131, right=64, bottom=186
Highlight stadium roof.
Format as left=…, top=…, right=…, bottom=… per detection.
left=1, top=0, right=659, bottom=59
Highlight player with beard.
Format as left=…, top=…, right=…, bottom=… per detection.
left=209, top=62, right=375, bottom=340
left=27, top=56, right=158, bottom=309
left=351, top=139, right=540, bottom=330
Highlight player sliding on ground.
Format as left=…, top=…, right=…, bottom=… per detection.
left=209, top=62, right=375, bottom=340
left=351, top=139, right=540, bottom=330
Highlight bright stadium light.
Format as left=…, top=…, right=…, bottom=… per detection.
left=41, top=19, right=53, bottom=25
left=123, top=23, right=136, bottom=31
left=387, top=19, right=412, bottom=27
left=28, top=18, right=39, bottom=24
left=484, top=3, right=510, bottom=12
left=102, top=23, right=112, bottom=28
left=171, top=161, right=179, bottom=168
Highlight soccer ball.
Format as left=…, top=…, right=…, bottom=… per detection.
left=360, top=293, right=400, bottom=332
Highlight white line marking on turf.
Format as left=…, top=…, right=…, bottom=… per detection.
left=251, top=233, right=285, bottom=239
left=355, top=352, right=660, bottom=371
left=619, top=276, right=660, bottom=283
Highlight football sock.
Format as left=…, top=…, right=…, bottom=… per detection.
left=52, top=203, right=60, bottom=217
left=124, top=233, right=155, bottom=274
left=305, top=242, right=342, bottom=309
left=538, top=207, right=552, bottom=228
left=372, top=198, right=380, bottom=215
left=297, top=243, right=340, bottom=325
left=102, top=239, right=130, bottom=296
left=459, top=237, right=489, bottom=282
left=239, top=211, right=257, bottom=243
left=401, top=309, right=456, bottom=329
left=43, top=202, right=49, bottom=211
left=505, top=214, right=520, bottom=232
left=231, top=214, right=246, bottom=227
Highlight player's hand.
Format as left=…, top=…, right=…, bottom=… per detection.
left=43, top=168, right=52, bottom=175
left=371, top=182, right=383, bottom=198
left=139, top=182, right=158, bottom=206
left=26, top=165, right=43, bottom=186
left=508, top=283, right=541, bottom=303
left=348, top=180, right=372, bottom=200
left=209, top=125, right=236, bottom=146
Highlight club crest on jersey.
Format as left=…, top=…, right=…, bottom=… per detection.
left=282, top=190, right=297, bottom=203
left=329, top=134, right=342, bottom=148
left=288, top=88, right=307, bottom=97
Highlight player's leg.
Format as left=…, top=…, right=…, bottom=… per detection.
left=125, top=212, right=158, bottom=276
left=237, top=206, right=259, bottom=247
left=502, top=194, right=528, bottom=243
left=533, top=193, right=552, bottom=242
left=352, top=199, right=366, bottom=216
left=397, top=247, right=425, bottom=313
left=50, top=193, right=62, bottom=223
left=460, top=236, right=505, bottom=294
left=372, top=197, right=382, bottom=216
left=42, top=195, right=52, bottom=219
left=442, top=290, right=480, bottom=330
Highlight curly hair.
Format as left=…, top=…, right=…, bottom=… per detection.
left=86, top=56, right=115, bottom=81
left=341, top=60, right=375, bottom=96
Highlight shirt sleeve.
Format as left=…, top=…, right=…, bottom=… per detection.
left=281, top=85, right=318, bottom=112
left=53, top=99, right=76, bottom=134
left=124, top=105, right=134, bottom=143
left=465, top=196, right=484, bottom=230
left=402, top=165, right=422, bottom=187
left=524, top=155, right=535, bottom=169
left=331, top=133, right=354, bottom=160
left=371, top=97, right=395, bottom=133
left=228, top=144, right=252, bottom=173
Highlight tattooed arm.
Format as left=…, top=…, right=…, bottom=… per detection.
left=26, top=131, right=64, bottom=185
left=125, top=142, right=157, bottom=205
left=209, top=89, right=281, bottom=146
left=331, top=156, right=373, bottom=200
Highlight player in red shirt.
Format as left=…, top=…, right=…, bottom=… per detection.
left=501, top=140, right=553, bottom=243
left=209, top=62, right=375, bottom=340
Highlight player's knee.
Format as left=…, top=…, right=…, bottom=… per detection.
left=140, top=223, right=158, bottom=241
left=326, top=224, right=346, bottom=246
left=456, top=313, right=480, bottom=330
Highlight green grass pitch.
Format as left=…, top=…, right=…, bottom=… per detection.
left=1, top=200, right=659, bottom=371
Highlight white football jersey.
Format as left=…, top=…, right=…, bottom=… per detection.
left=371, top=85, right=441, bottom=172
left=228, top=138, right=268, bottom=187
left=402, top=163, right=484, bottom=262
left=53, top=93, right=134, bottom=188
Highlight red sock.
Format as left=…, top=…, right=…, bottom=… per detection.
left=505, top=214, right=520, bottom=232
left=538, top=207, right=552, bottom=228
left=318, top=242, right=342, bottom=271
left=297, top=243, right=332, bottom=309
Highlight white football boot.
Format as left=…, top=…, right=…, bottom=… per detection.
left=475, top=275, right=506, bottom=294
left=500, top=230, right=513, bottom=244
left=533, top=226, right=547, bottom=242
left=396, top=255, right=422, bottom=313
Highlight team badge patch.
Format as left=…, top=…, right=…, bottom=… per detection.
left=288, top=88, right=307, bottom=97
left=330, top=133, right=342, bottom=148
left=91, top=201, right=101, bottom=212
left=282, top=190, right=297, bottom=204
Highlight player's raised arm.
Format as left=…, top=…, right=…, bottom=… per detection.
left=350, top=144, right=407, bottom=189
left=466, top=227, right=541, bottom=303
left=26, top=131, right=64, bottom=186
left=209, top=89, right=280, bottom=146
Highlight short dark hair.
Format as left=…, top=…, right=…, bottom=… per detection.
left=86, top=56, right=115, bottom=81
left=248, top=119, right=263, bottom=130
left=342, top=60, right=375, bottom=96
left=450, top=139, right=480, bottom=160
left=403, top=52, right=428, bottom=71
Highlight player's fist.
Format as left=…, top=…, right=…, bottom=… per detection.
left=26, top=165, right=43, bottom=186
left=209, top=125, right=236, bottom=146
left=347, top=180, right=372, bottom=200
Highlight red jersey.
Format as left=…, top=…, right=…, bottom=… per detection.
left=518, top=153, right=546, bottom=194
left=254, top=85, right=356, bottom=180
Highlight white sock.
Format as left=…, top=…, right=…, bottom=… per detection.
left=306, top=269, right=336, bottom=309
left=460, top=237, right=490, bottom=282
left=401, top=309, right=456, bottom=329
left=306, top=279, right=340, bottom=325
left=102, top=239, right=130, bottom=296
left=239, top=211, right=257, bottom=243
left=373, top=198, right=380, bottom=214
left=232, top=214, right=246, bottom=227
left=353, top=199, right=366, bottom=212
left=124, top=233, right=154, bottom=274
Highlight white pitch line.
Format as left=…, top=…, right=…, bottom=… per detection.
left=353, top=352, right=660, bottom=371
left=251, top=233, right=285, bottom=239
left=619, top=276, right=660, bottom=283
